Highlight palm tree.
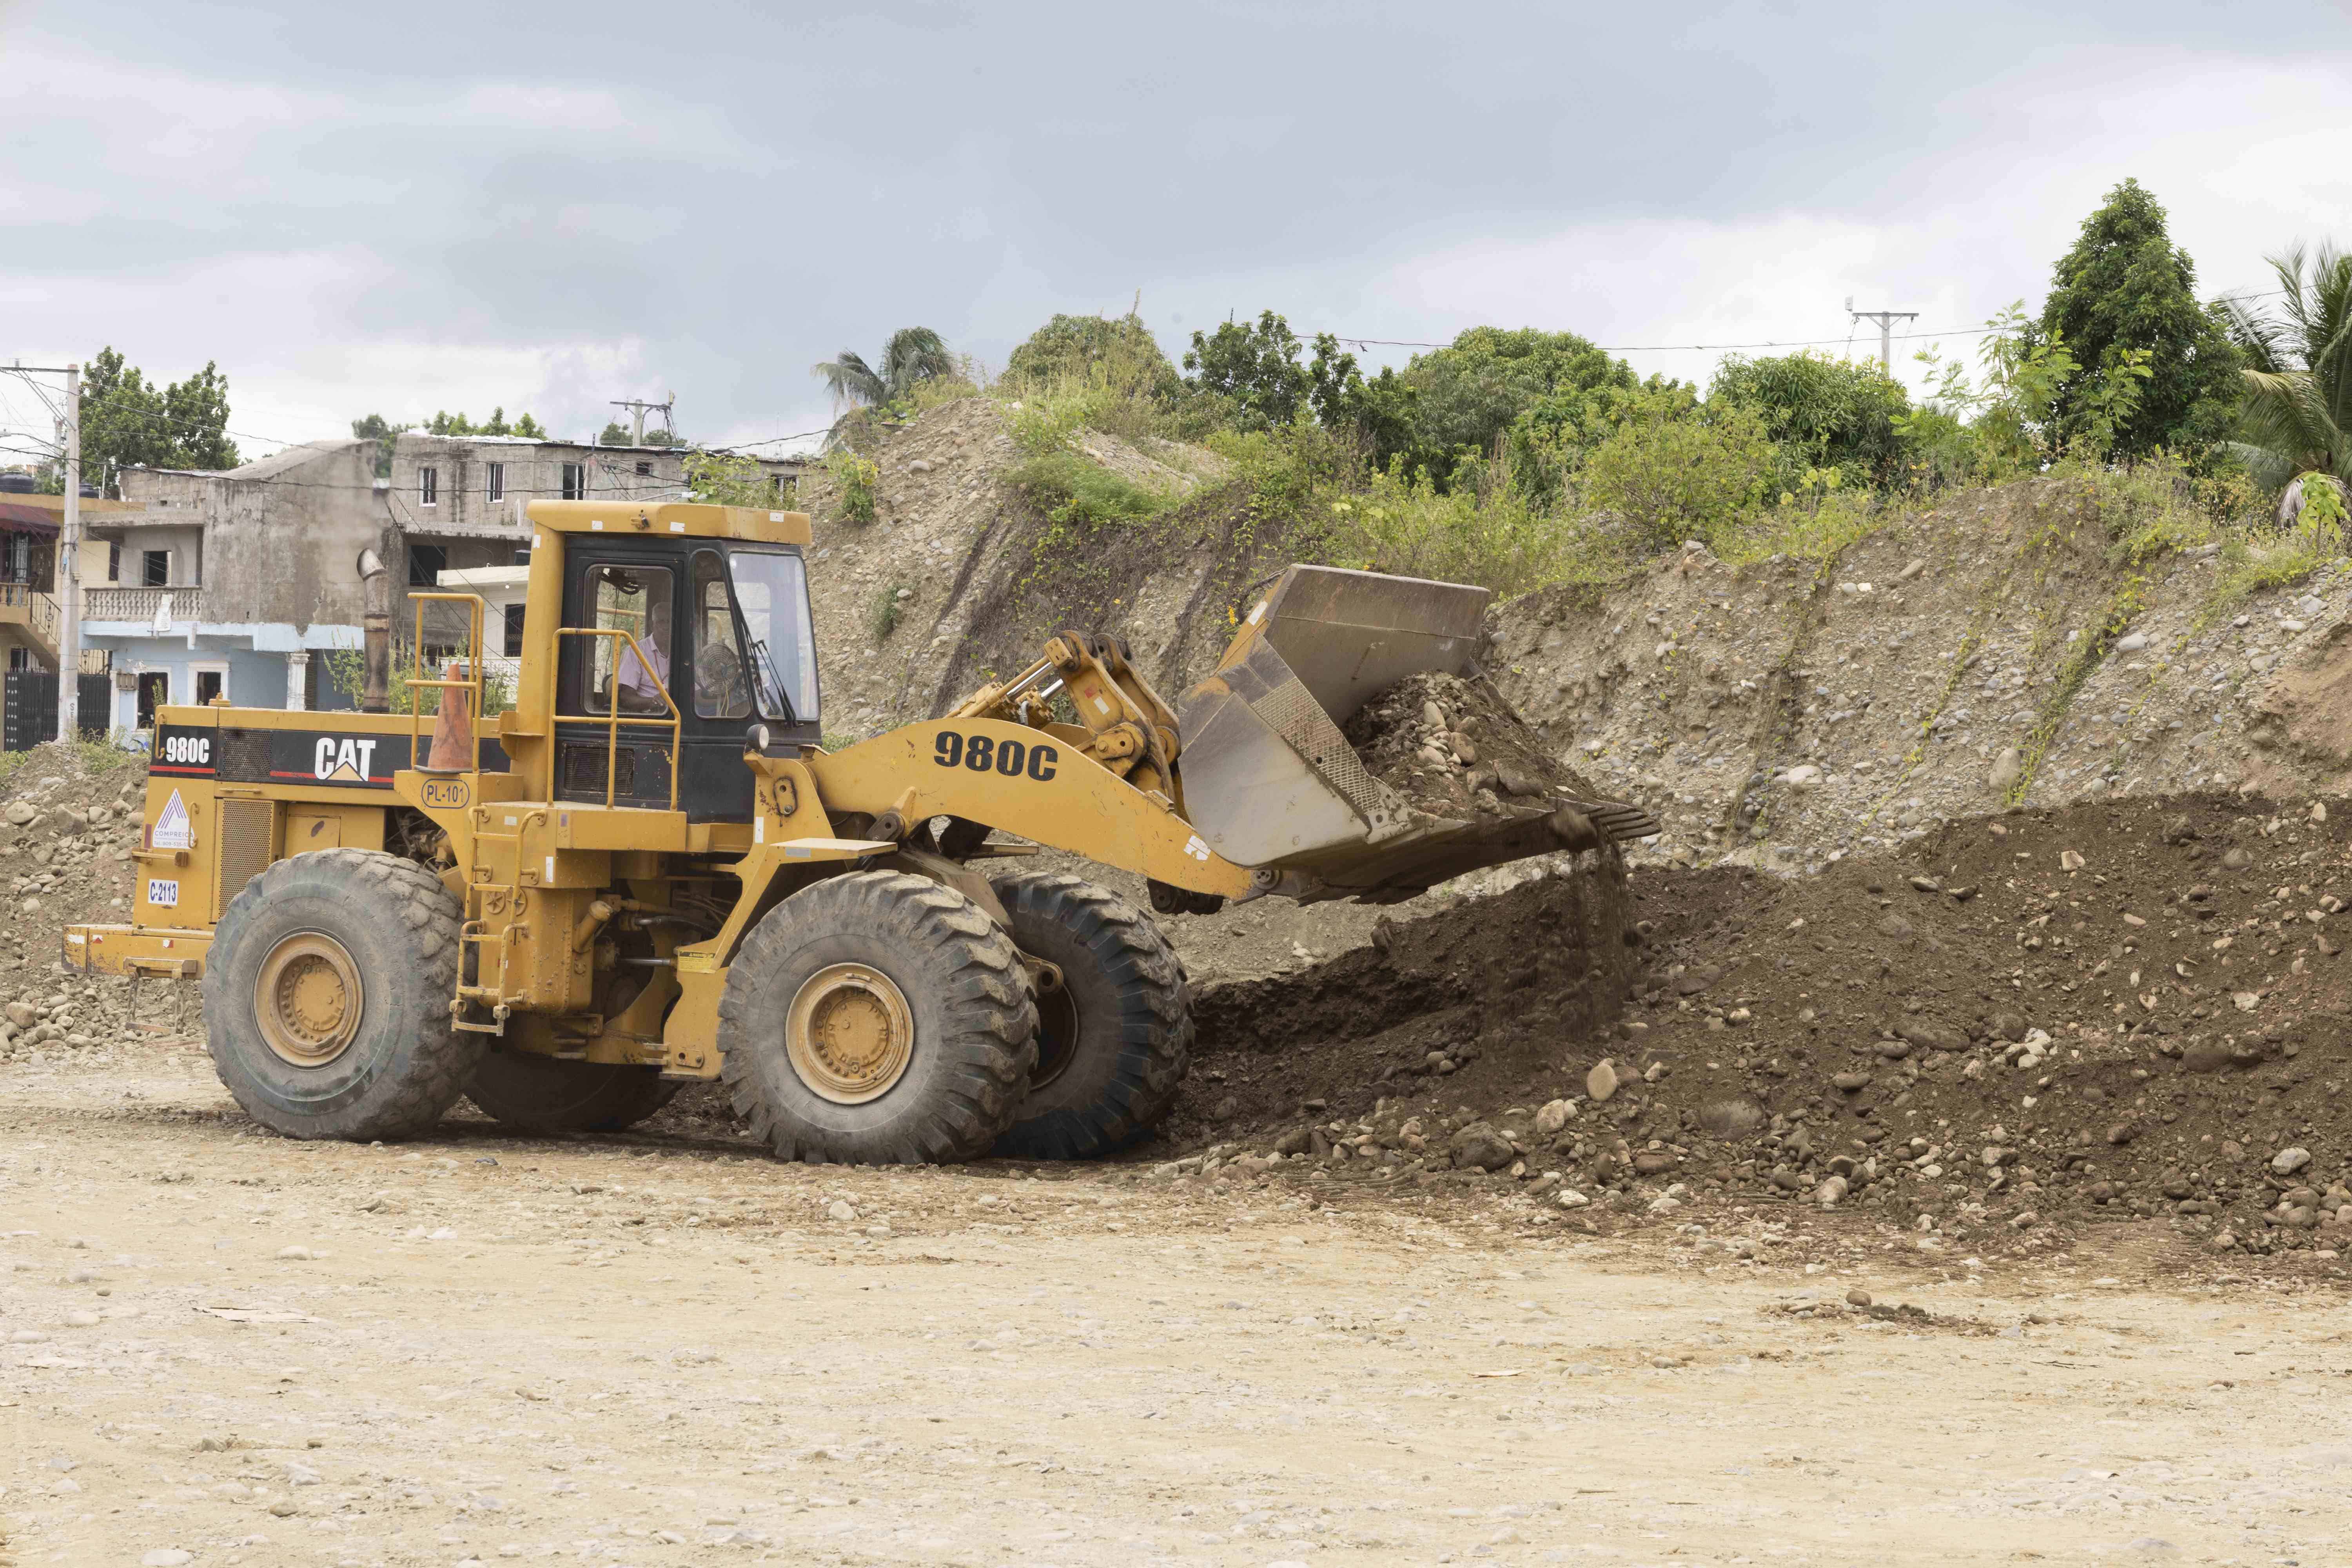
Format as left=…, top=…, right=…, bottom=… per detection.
left=812, top=327, right=955, bottom=444
left=2219, top=242, right=2352, bottom=497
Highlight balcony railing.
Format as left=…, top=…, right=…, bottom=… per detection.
left=0, top=581, right=61, bottom=646
left=84, top=585, right=207, bottom=625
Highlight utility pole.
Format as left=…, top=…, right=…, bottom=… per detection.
left=609, top=396, right=674, bottom=446
left=57, top=361, right=81, bottom=744
left=1846, top=299, right=1918, bottom=375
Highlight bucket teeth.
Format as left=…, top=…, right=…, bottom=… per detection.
left=1571, top=799, right=1663, bottom=844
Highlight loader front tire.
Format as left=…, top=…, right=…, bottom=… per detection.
left=989, top=872, right=1192, bottom=1160
left=719, top=871, right=1036, bottom=1164
left=200, top=849, right=479, bottom=1142
left=466, top=1053, right=681, bottom=1134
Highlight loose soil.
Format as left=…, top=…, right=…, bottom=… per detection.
left=1345, top=670, right=1598, bottom=818
left=1176, top=790, right=2352, bottom=1271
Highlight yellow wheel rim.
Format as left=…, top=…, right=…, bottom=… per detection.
left=785, top=962, right=915, bottom=1104
left=254, top=932, right=364, bottom=1069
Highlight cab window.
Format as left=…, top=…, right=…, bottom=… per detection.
left=576, top=563, right=674, bottom=716
left=691, top=551, right=751, bottom=720
left=727, top=549, right=820, bottom=724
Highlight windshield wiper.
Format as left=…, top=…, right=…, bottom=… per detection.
left=748, top=637, right=799, bottom=726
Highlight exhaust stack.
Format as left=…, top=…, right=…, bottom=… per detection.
left=358, top=548, right=390, bottom=713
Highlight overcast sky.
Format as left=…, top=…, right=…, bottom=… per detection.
left=3, top=0, right=2346, bottom=461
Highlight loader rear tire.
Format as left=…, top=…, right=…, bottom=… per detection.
left=719, top=871, right=1036, bottom=1164
left=989, top=872, right=1192, bottom=1160
left=465, top=1053, right=681, bottom=1134
left=200, top=848, right=479, bottom=1142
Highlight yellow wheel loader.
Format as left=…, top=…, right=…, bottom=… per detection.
left=67, top=500, right=1654, bottom=1163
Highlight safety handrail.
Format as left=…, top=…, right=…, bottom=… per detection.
left=551, top=626, right=682, bottom=809
left=407, top=592, right=486, bottom=773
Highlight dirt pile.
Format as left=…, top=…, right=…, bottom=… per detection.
left=1344, top=670, right=1600, bottom=818
left=0, top=742, right=151, bottom=1067
left=1181, top=790, right=2352, bottom=1265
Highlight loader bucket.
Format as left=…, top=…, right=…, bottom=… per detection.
left=1177, top=564, right=1657, bottom=903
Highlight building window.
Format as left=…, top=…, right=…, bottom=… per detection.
left=108, top=543, right=120, bottom=582
left=561, top=463, right=586, bottom=500
left=408, top=543, right=447, bottom=588
left=194, top=670, right=224, bottom=705
left=419, top=466, right=439, bottom=506
left=6, top=648, right=26, bottom=672
left=503, top=603, right=526, bottom=657
left=486, top=463, right=505, bottom=503
left=143, top=549, right=170, bottom=588
left=771, top=474, right=796, bottom=504
left=635, top=461, right=652, bottom=477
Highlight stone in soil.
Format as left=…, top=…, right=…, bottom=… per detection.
left=1343, top=670, right=1607, bottom=820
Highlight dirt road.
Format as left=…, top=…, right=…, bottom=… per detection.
left=2, top=1045, right=2347, bottom=1568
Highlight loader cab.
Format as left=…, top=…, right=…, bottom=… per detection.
left=552, top=533, right=822, bottom=820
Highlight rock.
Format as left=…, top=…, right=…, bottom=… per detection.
left=1448, top=1123, right=1516, bottom=1172
left=2272, top=1147, right=2312, bottom=1176
left=276, top=1245, right=314, bottom=1261
left=1907, top=875, right=1941, bottom=893
left=2220, top=1139, right=2245, bottom=1163
left=1555, top=1188, right=1590, bottom=1209
left=2221, top=847, right=2254, bottom=871
left=2059, top=849, right=2085, bottom=871
left=1209, top=1094, right=1239, bottom=1121
left=4, top=1000, right=34, bottom=1029
left=1875, top=913, right=1914, bottom=943
left=1273, top=1128, right=1313, bottom=1157
left=1846, top=1288, right=1872, bottom=1307
left=1831, top=1071, right=1873, bottom=1092
left=1992, top=1011, right=2027, bottom=1042
left=2160, top=814, right=2196, bottom=844
left=2114, top=632, right=2148, bottom=652
left=1988, top=747, right=2022, bottom=793
left=1782, top=764, right=1821, bottom=789
left=1898, top=558, right=1927, bottom=581
left=1421, top=700, right=1446, bottom=730
left=825, top=1200, right=857, bottom=1222
left=1697, top=1095, right=1765, bottom=1135
left=1631, top=1151, right=1677, bottom=1176
left=2181, top=1039, right=2232, bottom=1074
left=1585, top=1059, right=1620, bottom=1103
left=907, top=458, right=933, bottom=473
left=1534, top=1099, right=1572, bottom=1136
left=2105, top=1122, right=2137, bottom=1147
left=141, top=1553, right=194, bottom=1568
left=2211, top=1229, right=2239, bottom=1251
left=1815, top=1175, right=1849, bottom=1208
left=1895, top=1020, right=1970, bottom=1053
left=2, top=801, right=35, bottom=827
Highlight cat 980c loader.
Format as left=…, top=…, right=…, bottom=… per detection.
left=64, top=500, right=1653, bottom=1163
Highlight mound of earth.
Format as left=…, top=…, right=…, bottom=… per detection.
left=1345, top=670, right=1601, bottom=819
left=0, top=743, right=155, bottom=1070
left=1178, top=791, right=2352, bottom=1265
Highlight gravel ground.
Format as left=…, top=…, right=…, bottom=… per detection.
left=5, top=1046, right=2350, bottom=1568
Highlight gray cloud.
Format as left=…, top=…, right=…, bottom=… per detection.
left=4, top=0, right=2345, bottom=452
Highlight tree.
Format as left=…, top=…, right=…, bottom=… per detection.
left=1388, top=327, right=1637, bottom=487
left=1006, top=313, right=1181, bottom=400
left=1710, top=350, right=1911, bottom=489
left=1182, top=311, right=1312, bottom=426
left=350, top=414, right=412, bottom=477
left=596, top=421, right=631, bottom=446
left=813, top=327, right=955, bottom=435
left=2218, top=241, right=2352, bottom=494
left=79, top=347, right=240, bottom=492
left=2030, top=178, right=2242, bottom=460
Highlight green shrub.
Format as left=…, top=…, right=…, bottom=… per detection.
left=1580, top=390, right=1774, bottom=551
left=871, top=582, right=909, bottom=642
left=1710, top=349, right=1911, bottom=493
left=1008, top=451, right=1172, bottom=530
left=828, top=450, right=880, bottom=525
left=1324, top=464, right=1612, bottom=595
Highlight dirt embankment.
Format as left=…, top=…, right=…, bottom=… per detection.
left=1177, top=790, right=2352, bottom=1267
left=1490, top=480, right=2352, bottom=873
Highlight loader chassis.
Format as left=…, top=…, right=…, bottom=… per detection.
left=66, top=499, right=1653, bottom=1163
